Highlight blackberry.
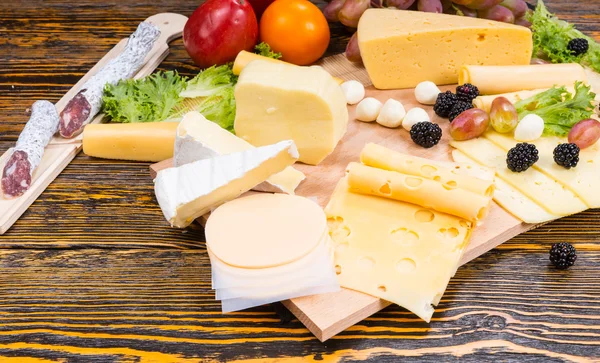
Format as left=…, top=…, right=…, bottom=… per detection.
left=456, top=83, right=479, bottom=103
left=549, top=242, right=577, bottom=270
left=567, top=38, right=589, bottom=56
left=449, top=101, right=474, bottom=122
left=506, top=143, right=539, bottom=172
left=433, top=91, right=458, bottom=118
left=410, top=122, right=442, bottom=148
left=553, top=143, right=580, bottom=169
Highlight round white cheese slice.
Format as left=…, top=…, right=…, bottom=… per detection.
left=206, top=193, right=327, bottom=268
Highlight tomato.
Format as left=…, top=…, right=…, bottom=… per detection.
left=259, top=0, right=330, bottom=65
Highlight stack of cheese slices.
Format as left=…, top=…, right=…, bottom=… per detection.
left=205, top=193, right=339, bottom=313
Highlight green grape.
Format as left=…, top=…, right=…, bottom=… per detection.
left=450, top=109, right=490, bottom=141
left=490, top=97, right=518, bottom=133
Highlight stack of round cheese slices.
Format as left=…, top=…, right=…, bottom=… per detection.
left=205, top=193, right=340, bottom=313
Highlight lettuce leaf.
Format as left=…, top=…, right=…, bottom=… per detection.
left=515, top=82, right=596, bottom=136
left=255, top=42, right=282, bottom=59
left=179, top=64, right=237, bottom=99
left=528, top=0, right=600, bottom=73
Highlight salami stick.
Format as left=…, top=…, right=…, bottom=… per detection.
left=59, top=22, right=161, bottom=138
left=1, top=100, right=60, bottom=199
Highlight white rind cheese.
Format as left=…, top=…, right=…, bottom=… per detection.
left=154, top=140, right=299, bottom=228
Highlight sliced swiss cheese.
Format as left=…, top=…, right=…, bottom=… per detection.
left=450, top=138, right=587, bottom=216
left=357, top=9, right=532, bottom=89
left=233, top=60, right=348, bottom=165
left=326, top=177, right=472, bottom=322
left=174, top=111, right=305, bottom=195
left=154, top=140, right=299, bottom=228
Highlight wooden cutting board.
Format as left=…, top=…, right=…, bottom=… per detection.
left=149, top=53, right=584, bottom=341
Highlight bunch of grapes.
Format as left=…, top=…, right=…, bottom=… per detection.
left=324, top=0, right=531, bottom=61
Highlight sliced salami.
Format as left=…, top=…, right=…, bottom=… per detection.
left=1, top=100, right=60, bottom=199
left=59, top=22, right=161, bottom=138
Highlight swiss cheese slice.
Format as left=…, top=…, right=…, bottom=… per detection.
left=174, top=112, right=305, bottom=195
left=357, top=9, right=532, bottom=89
left=450, top=138, right=587, bottom=216
left=326, top=177, right=472, bottom=322
left=452, top=149, right=558, bottom=224
left=154, top=140, right=299, bottom=228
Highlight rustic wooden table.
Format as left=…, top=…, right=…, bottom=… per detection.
left=1, top=0, right=600, bottom=361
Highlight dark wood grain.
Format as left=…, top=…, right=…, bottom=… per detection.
left=1, top=0, right=600, bottom=361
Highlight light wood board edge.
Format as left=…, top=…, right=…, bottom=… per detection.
left=0, top=13, right=188, bottom=235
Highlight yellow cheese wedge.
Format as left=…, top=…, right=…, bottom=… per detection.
left=233, top=60, right=348, bottom=165
left=82, top=122, right=178, bottom=162
left=346, top=162, right=491, bottom=222
left=484, top=131, right=600, bottom=208
left=459, top=64, right=587, bottom=95
left=360, top=143, right=494, bottom=197
left=326, top=177, right=472, bottom=322
left=451, top=149, right=558, bottom=224
left=357, top=9, right=532, bottom=89
left=450, top=138, right=587, bottom=216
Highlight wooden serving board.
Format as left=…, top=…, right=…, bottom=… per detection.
left=0, top=13, right=188, bottom=234
left=148, top=54, right=565, bottom=342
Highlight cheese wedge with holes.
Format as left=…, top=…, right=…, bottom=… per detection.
left=233, top=60, right=348, bottom=165
left=357, top=9, right=532, bottom=89
left=326, top=177, right=472, bottom=322
left=450, top=138, right=587, bottom=216
left=154, top=140, right=299, bottom=228
left=174, top=112, right=305, bottom=195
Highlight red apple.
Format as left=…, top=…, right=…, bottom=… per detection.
left=183, top=0, right=259, bottom=68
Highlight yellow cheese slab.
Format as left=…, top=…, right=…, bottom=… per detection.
left=234, top=60, right=348, bottom=165
left=484, top=131, right=600, bottom=208
left=357, top=9, right=532, bottom=89
left=450, top=138, right=587, bottom=216
left=346, top=162, right=491, bottom=223
left=325, top=177, right=472, bottom=322
left=452, top=150, right=558, bottom=224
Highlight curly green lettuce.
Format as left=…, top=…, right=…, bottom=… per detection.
left=528, top=0, right=600, bottom=73
left=515, top=82, right=596, bottom=136
left=179, top=64, right=237, bottom=99
left=255, top=42, right=282, bottom=60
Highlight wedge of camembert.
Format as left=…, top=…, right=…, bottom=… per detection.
left=174, top=112, right=305, bottom=195
left=357, top=9, right=533, bottom=89
left=234, top=60, right=348, bottom=165
left=154, top=140, right=299, bottom=228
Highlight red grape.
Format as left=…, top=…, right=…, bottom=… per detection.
left=479, top=5, right=515, bottom=23
left=387, top=0, right=417, bottom=9
left=568, top=119, right=600, bottom=149
left=323, top=0, right=347, bottom=22
left=339, top=0, right=371, bottom=27
left=450, top=109, right=490, bottom=141
left=418, top=0, right=443, bottom=12
left=500, top=0, right=527, bottom=18
left=465, top=0, right=502, bottom=10
left=345, top=32, right=362, bottom=62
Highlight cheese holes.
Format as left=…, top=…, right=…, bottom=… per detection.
left=358, top=256, right=376, bottom=269
left=477, top=33, right=486, bottom=42
left=379, top=183, right=392, bottom=195
left=335, top=265, right=342, bottom=275
left=420, top=165, right=437, bottom=177
left=477, top=206, right=488, bottom=220
left=377, top=285, right=387, bottom=293
left=390, top=228, right=419, bottom=244
left=443, top=180, right=458, bottom=190
left=485, top=185, right=494, bottom=197
left=459, top=220, right=471, bottom=228
left=433, top=176, right=442, bottom=182
left=438, top=227, right=459, bottom=239
left=414, top=209, right=435, bottom=223
left=405, top=177, right=423, bottom=188
left=395, top=258, right=416, bottom=273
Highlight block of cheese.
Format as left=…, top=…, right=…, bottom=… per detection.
left=357, top=9, right=532, bottom=89
left=174, top=111, right=305, bottom=195
left=346, top=162, right=491, bottom=222
left=154, top=140, right=298, bottom=228
left=82, top=122, right=179, bottom=162
left=326, top=177, right=472, bottom=322
left=452, top=149, right=558, bottom=224
left=484, top=131, right=600, bottom=208
left=233, top=60, right=348, bottom=165
left=450, top=138, right=587, bottom=216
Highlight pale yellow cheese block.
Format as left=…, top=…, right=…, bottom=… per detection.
left=450, top=138, right=587, bottom=216
left=459, top=64, right=587, bottom=95
left=357, top=9, right=532, bottom=89
left=484, top=131, right=600, bottom=208
left=360, top=143, right=494, bottom=197
left=325, top=177, right=472, bottom=322
left=234, top=60, right=348, bottom=165
left=82, top=122, right=179, bottom=162
left=452, top=150, right=559, bottom=224
left=346, top=162, right=491, bottom=223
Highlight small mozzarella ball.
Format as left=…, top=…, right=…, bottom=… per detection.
left=376, top=99, right=406, bottom=128
left=414, top=81, right=441, bottom=105
left=402, top=107, right=431, bottom=131
left=355, top=97, right=383, bottom=122
left=514, top=114, right=544, bottom=142
left=340, top=80, right=365, bottom=105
